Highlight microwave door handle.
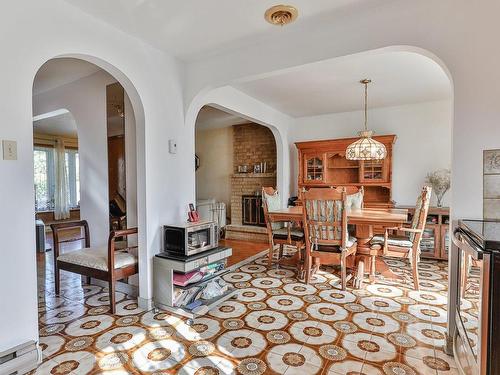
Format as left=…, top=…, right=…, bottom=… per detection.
left=452, top=228, right=483, bottom=261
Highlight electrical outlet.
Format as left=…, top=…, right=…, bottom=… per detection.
left=2, top=140, right=17, bottom=160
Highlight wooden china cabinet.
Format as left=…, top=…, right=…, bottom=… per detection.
left=296, top=135, right=396, bottom=207
left=397, top=206, right=450, bottom=260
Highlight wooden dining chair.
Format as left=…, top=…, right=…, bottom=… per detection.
left=302, top=187, right=357, bottom=289
left=369, top=186, right=432, bottom=290
left=262, top=187, right=305, bottom=275
left=51, top=220, right=139, bottom=313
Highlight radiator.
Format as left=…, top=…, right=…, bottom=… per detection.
left=0, top=341, right=40, bottom=374
left=196, top=200, right=226, bottom=229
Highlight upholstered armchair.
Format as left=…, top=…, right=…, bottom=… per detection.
left=262, top=187, right=305, bottom=274
left=370, top=186, right=432, bottom=290
left=302, top=187, right=357, bottom=289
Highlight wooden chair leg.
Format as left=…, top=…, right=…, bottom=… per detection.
left=354, top=258, right=364, bottom=289
left=341, top=255, right=347, bottom=291
left=54, top=264, right=60, bottom=295
left=109, top=279, right=116, bottom=314
left=312, top=257, right=320, bottom=276
left=412, top=260, right=420, bottom=290
left=297, top=243, right=304, bottom=280
left=370, top=255, right=377, bottom=283
left=268, top=243, right=274, bottom=267
left=305, top=255, right=311, bottom=284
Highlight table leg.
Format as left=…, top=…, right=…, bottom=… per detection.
left=353, top=224, right=373, bottom=288
left=354, top=258, right=364, bottom=289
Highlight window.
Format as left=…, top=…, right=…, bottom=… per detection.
left=34, top=145, right=80, bottom=211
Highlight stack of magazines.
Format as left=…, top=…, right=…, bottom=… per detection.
left=172, top=260, right=226, bottom=287
left=173, top=278, right=229, bottom=308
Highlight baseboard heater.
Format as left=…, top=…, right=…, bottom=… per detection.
left=0, top=341, right=40, bottom=374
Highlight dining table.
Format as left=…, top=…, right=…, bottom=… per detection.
left=267, top=205, right=408, bottom=287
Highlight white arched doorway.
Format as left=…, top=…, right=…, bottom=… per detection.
left=31, top=54, right=149, bottom=308
left=186, top=86, right=293, bottom=210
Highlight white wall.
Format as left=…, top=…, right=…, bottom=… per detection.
left=0, top=0, right=185, bottom=353
left=289, top=100, right=452, bottom=207
left=195, top=126, right=233, bottom=213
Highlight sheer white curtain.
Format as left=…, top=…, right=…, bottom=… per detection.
left=54, top=139, right=70, bottom=220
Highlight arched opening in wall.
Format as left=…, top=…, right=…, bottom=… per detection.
left=33, top=57, right=141, bottom=320
left=195, top=105, right=278, bottom=264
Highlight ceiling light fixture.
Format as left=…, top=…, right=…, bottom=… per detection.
left=346, top=79, right=387, bottom=161
left=265, top=5, right=298, bottom=26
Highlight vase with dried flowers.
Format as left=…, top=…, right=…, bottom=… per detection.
left=425, top=169, right=450, bottom=207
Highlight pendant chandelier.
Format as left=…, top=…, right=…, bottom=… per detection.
left=346, top=79, right=387, bottom=161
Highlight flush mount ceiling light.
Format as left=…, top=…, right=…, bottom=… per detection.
left=346, top=79, right=387, bottom=161
left=265, top=5, right=298, bottom=26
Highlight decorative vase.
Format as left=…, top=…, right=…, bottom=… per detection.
left=436, top=193, right=444, bottom=207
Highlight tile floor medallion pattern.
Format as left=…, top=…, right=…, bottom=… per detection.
left=34, top=253, right=457, bottom=374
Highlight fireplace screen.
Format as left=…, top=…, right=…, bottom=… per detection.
left=242, top=195, right=266, bottom=226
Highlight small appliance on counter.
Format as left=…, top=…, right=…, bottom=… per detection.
left=163, top=220, right=218, bottom=257
left=452, top=219, right=500, bottom=375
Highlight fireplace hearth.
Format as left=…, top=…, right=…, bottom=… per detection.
left=242, top=195, right=266, bottom=226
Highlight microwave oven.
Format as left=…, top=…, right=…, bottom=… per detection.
left=163, top=221, right=218, bottom=257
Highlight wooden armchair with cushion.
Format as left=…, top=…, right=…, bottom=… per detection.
left=302, top=187, right=357, bottom=289
left=262, top=187, right=305, bottom=275
left=369, top=186, right=432, bottom=290
left=51, top=220, right=139, bottom=313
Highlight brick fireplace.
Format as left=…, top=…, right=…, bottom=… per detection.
left=231, top=173, right=276, bottom=225
left=226, top=123, right=277, bottom=241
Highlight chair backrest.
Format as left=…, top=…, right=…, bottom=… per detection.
left=345, top=186, right=364, bottom=210
left=108, top=227, right=139, bottom=272
left=302, top=187, right=348, bottom=248
left=262, top=187, right=284, bottom=230
left=51, top=220, right=91, bottom=258
left=410, top=186, right=432, bottom=243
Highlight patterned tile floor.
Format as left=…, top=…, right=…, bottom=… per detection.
left=34, top=254, right=457, bottom=374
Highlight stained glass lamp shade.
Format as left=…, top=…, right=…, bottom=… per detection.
left=346, top=130, right=387, bottom=160
left=346, top=79, right=387, bottom=161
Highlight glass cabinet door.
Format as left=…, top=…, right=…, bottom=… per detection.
left=305, top=154, right=324, bottom=182
left=361, top=160, right=386, bottom=182
left=420, top=226, right=439, bottom=258
left=442, top=227, right=450, bottom=258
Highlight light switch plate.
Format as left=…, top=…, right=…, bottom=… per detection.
left=2, top=140, right=17, bottom=160
left=168, top=139, right=177, bottom=154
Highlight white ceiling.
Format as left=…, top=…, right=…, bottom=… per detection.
left=196, top=106, right=250, bottom=130
left=33, top=58, right=101, bottom=95
left=232, top=51, right=452, bottom=118
left=33, top=111, right=77, bottom=137
left=62, top=0, right=372, bottom=61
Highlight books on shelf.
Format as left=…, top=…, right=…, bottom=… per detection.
left=173, top=277, right=230, bottom=308
left=172, top=260, right=226, bottom=287
left=172, top=271, right=204, bottom=287
left=172, top=259, right=229, bottom=308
